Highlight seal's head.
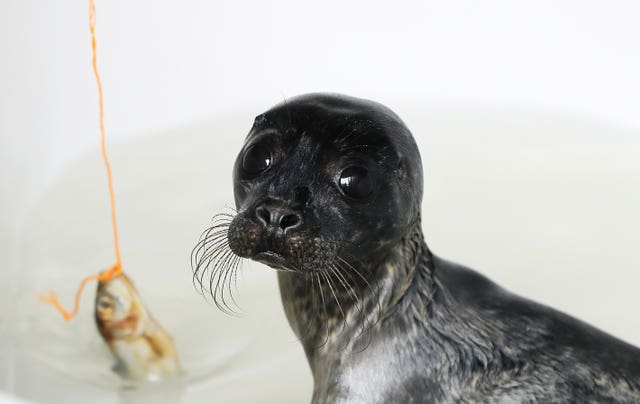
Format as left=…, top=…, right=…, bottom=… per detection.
left=227, top=93, right=423, bottom=274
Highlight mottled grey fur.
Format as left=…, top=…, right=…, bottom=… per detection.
left=280, top=224, right=640, bottom=403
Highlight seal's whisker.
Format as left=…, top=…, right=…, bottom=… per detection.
left=196, top=239, right=231, bottom=295
left=209, top=211, right=236, bottom=222
left=191, top=210, right=245, bottom=316
left=281, top=95, right=295, bottom=135
left=202, top=227, right=231, bottom=239
left=202, top=248, right=228, bottom=302
left=198, top=230, right=232, bottom=248
left=192, top=235, right=229, bottom=270
left=329, top=264, right=362, bottom=316
left=212, top=249, right=240, bottom=316
left=204, top=217, right=232, bottom=228
left=214, top=250, right=232, bottom=310
left=334, top=261, right=368, bottom=316
left=315, top=272, right=331, bottom=348
left=219, top=252, right=242, bottom=314
left=307, top=272, right=319, bottom=340
left=327, top=266, right=352, bottom=329
left=218, top=266, right=233, bottom=313
left=333, top=262, right=368, bottom=322
left=201, top=237, right=231, bottom=267
left=322, top=269, right=347, bottom=336
left=336, top=256, right=369, bottom=289
left=329, top=264, right=365, bottom=334
left=327, top=265, right=361, bottom=352
left=192, top=233, right=214, bottom=270
left=206, top=213, right=232, bottom=224
left=296, top=272, right=318, bottom=343
left=334, top=258, right=380, bottom=349
left=222, top=205, right=238, bottom=214
left=192, top=221, right=232, bottom=268
left=193, top=239, right=228, bottom=298
left=228, top=255, right=243, bottom=312
left=298, top=274, right=313, bottom=342
left=337, top=256, right=383, bottom=321
left=200, top=223, right=232, bottom=241
left=219, top=249, right=241, bottom=313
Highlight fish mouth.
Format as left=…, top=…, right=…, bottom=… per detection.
left=253, top=251, right=295, bottom=271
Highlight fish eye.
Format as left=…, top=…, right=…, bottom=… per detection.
left=338, top=166, right=373, bottom=199
left=98, top=298, right=112, bottom=310
left=241, top=143, right=272, bottom=178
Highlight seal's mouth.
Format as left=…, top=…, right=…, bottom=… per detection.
left=226, top=211, right=340, bottom=273
left=253, top=251, right=294, bottom=271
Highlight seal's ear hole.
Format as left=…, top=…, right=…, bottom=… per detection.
left=396, top=160, right=408, bottom=180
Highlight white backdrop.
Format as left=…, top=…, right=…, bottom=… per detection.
left=1, top=1, right=639, bottom=402
left=2, top=0, right=640, bottom=227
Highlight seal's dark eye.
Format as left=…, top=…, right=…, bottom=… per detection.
left=242, top=144, right=272, bottom=177
left=339, top=166, right=373, bottom=199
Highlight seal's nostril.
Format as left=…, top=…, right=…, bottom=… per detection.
left=279, top=213, right=301, bottom=231
left=255, top=206, right=271, bottom=226
left=255, top=204, right=302, bottom=232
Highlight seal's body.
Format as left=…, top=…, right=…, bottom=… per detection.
left=226, top=93, right=640, bottom=403
left=283, top=243, right=640, bottom=403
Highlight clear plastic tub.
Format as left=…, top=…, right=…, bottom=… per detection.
left=1, top=108, right=639, bottom=403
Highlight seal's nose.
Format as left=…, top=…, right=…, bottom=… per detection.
left=255, top=205, right=303, bottom=234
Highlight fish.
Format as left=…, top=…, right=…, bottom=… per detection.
left=95, top=273, right=182, bottom=381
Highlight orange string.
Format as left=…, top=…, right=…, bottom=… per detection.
left=38, top=274, right=101, bottom=321
left=38, top=0, right=123, bottom=320
left=91, top=0, right=122, bottom=275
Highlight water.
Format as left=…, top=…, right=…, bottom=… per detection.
left=3, top=115, right=312, bottom=404
left=2, top=107, right=639, bottom=403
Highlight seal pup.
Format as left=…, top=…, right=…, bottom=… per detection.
left=95, top=273, right=182, bottom=381
left=197, top=93, right=640, bottom=402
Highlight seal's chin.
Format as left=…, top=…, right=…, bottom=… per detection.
left=253, top=251, right=296, bottom=272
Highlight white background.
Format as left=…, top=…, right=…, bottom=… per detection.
left=1, top=1, right=639, bottom=402
left=2, top=0, right=640, bottom=232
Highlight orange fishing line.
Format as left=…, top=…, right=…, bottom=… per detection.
left=38, top=0, right=123, bottom=320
